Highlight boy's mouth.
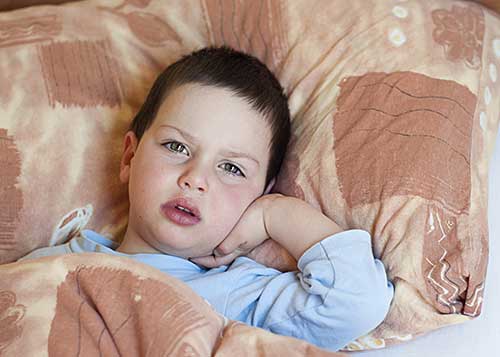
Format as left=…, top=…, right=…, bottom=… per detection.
left=161, top=204, right=202, bottom=226
left=176, top=205, right=195, bottom=216
left=162, top=197, right=202, bottom=220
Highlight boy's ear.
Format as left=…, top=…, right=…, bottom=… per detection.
left=263, top=177, right=276, bottom=195
left=119, top=131, right=139, bottom=184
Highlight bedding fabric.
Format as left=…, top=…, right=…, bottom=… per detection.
left=0, top=253, right=342, bottom=356
left=1, top=0, right=499, bottom=353
left=353, top=103, right=500, bottom=356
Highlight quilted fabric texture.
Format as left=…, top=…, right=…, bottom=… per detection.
left=1, top=0, right=499, bottom=352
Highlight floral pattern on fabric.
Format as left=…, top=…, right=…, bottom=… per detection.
left=0, top=291, right=26, bottom=354
left=432, top=4, right=485, bottom=69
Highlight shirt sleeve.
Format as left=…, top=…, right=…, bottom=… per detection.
left=223, top=229, right=394, bottom=352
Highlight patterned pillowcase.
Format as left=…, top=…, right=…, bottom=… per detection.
left=267, top=0, right=500, bottom=351
left=0, top=0, right=499, bottom=352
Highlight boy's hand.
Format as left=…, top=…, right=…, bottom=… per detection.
left=189, top=194, right=283, bottom=268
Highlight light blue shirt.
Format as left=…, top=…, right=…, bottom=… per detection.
left=19, top=229, right=394, bottom=351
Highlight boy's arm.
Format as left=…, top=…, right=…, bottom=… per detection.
left=191, top=193, right=394, bottom=351
left=263, top=195, right=343, bottom=260
left=217, top=223, right=394, bottom=351
left=190, top=193, right=342, bottom=267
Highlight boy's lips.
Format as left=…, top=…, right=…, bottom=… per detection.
left=161, top=197, right=202, bottom=220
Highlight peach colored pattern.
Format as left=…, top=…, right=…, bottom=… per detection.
left=121, top=0, right=151, bottom=8
left=423, top=207, right=464, bottom=314
left=423, top=204, right=486, bottom=317
left=125, top=11, right=182, bottom=46
left=201, top=0, right=288, bottom=73
left=48, top=266, right=214, bottom=356
left=0, top=254, right=345, bottom=356
left=1, top=0, right=500, bottom=352
left=331, top=71, right=487, bottom=319
left=100, top=0, right=182, bottom=47
left=432, top=4, right=485, bottom=69
left=0, top=290, right=26, bottom=355
left=38, top=40, right=123, bottom=108
left=0, top=14, right=61, bottom=48
left=273, top=133, right=306, bottom=201
left=333, top=71, right=474, bottom=215
left=0, top=129, right=22, bottom=255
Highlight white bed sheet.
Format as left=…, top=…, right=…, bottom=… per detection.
left=355, top=126, right=500, bottom=357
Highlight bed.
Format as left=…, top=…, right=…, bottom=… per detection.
left=1, top=0, right=499, bottom=355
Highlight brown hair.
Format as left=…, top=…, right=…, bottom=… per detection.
left=129, top=45, right=291, bottom=190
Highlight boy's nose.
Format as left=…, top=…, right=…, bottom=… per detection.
left=179, top=170, right=208, bottom=193
left=181, top=180, right=206, bottom=192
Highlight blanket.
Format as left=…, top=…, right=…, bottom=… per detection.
left=0, top=253, right=344, bottom=356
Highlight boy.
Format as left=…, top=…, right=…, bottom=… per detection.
left=19, top=46, right=394, bottom=352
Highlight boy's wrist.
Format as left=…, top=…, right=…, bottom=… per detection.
left=262, top=193, right=285, bottom=231
left=263, top=194, right=342, bottom=260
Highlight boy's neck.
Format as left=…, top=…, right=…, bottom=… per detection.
left=116, top=228, right=164, bottom=255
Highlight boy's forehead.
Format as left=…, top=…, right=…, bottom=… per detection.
left=150, top=83, right=272, bottom=163
left=158, top=83, right=259, bottom=116
left=154, top=84, right=272, bottom=144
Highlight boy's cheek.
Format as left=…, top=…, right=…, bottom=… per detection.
left=228, top=191, right=258, bottom=223
left=209, top=190, right=246, bottom=225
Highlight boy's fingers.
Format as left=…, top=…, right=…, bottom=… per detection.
left=215, top=236, right=246, bottom=256
left=213, top=253, right=239, bottom=266
left=190, top=251, right=239, bottom=268
left=214, top=246, right=248, bottom=260
left=215, top=241, right=234, bottom=256
left=189, top=255, right=217, bottom=267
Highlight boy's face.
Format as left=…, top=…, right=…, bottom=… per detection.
left=119, top=83, right=275, bottom=259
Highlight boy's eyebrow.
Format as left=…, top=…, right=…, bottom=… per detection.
left=221, top=149, right=260, bottom=167
left=159, top=124, right=260, bottom=167
left=160, top=124, right=199, bottom=143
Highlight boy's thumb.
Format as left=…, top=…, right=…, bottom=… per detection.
left=214, top=231, right=240, bottom=256
left=215, top=239, right=246, bottom=257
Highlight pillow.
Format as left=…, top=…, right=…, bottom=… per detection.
left=0, top=0, right=499, bottom=352
left=269, top=0, right=500, bottom=351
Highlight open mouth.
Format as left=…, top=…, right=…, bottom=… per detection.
left=161, top=202, right=201, bottom=226
left=176, top=205, right=196, bottom=217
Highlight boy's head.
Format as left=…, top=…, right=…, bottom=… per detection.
left=129, top=46, right=290, bottom=190
left=118, top=46, right=291, bottom=258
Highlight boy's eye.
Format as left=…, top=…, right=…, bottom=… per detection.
left=164, top=141, right=189, bottom=155
left=220, top=163, right=245, bottom=177
left=163, top=141, right=246, bottom=178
